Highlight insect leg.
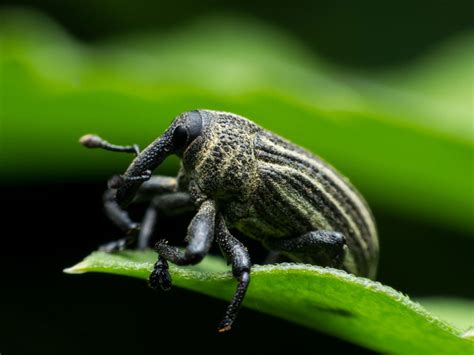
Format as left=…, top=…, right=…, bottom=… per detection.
left=101, top=189, right=141, bottom=252
left=133, top=176, right=177, bottom=202
left=264, top=231, right=347, bottom=268
left=215, top=214, right=251, bottom=333
left=141, top=192, right=193, bottom=291
left=103, top=176, right=177, bottom=231
left=153, top=199, right=215, bottom=265
left=150, top=200, right=215, bottom=290
left=137, top=192, right=192, bottom=250
left=100, top=179, right=185, bottom=252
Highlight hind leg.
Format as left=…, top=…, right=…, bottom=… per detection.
left=263, top=231, right=346, bottom=268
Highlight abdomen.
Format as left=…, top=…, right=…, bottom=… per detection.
left=236, top=130, right=379, bottom=279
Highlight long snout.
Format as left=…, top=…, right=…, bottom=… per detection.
left=115, top=129, right=174, bottom=207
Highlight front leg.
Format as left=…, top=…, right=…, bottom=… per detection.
left=149, top=199, right=216, bottom=289
left=133, top=176, right=178, bottom=202
left=100, top=176, right=179, bottom=252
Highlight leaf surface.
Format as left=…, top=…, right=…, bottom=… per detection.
left=66, top=251, right=473, bottom=354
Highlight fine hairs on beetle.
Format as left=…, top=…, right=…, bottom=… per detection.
left=80, top=109, right=379, bottom=332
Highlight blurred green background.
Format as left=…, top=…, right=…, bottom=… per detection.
left=0, top=1, right=473, bottom=354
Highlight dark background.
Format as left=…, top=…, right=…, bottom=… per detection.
left=1, top=1, right=473, bottom=354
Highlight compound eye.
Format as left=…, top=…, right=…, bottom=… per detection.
left=173, top=125, right=189, bottom=150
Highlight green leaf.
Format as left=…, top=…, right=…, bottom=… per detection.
left=65, top=251, right=473, bottom=354
left=0, top=9, right=473, bottom=233
left=417, top=297, right=474, bottom=331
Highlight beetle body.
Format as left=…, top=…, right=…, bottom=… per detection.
left=178, top=111, right=378, bottom=278
left=80, top=109, right=379, bottom=331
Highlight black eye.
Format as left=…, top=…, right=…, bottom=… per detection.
left=173, top=125, right=189, bottom=149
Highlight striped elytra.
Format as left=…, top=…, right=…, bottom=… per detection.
left=180, top=110, right=379, bottom=279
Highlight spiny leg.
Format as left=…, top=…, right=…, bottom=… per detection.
left=264, top=230, right=346, bottom=268
left=215, top=214, right=251, bottom=332
left=150, top=199, right=216, bottom=290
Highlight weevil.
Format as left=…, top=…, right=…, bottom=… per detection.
left=80, top=110, right=379, bottom=332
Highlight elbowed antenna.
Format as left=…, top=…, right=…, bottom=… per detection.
left=115, top=128, right=175, bottom=208
left=79, top=127, right=177, bottom=208
left=79, top=134, right=140, bottom=155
